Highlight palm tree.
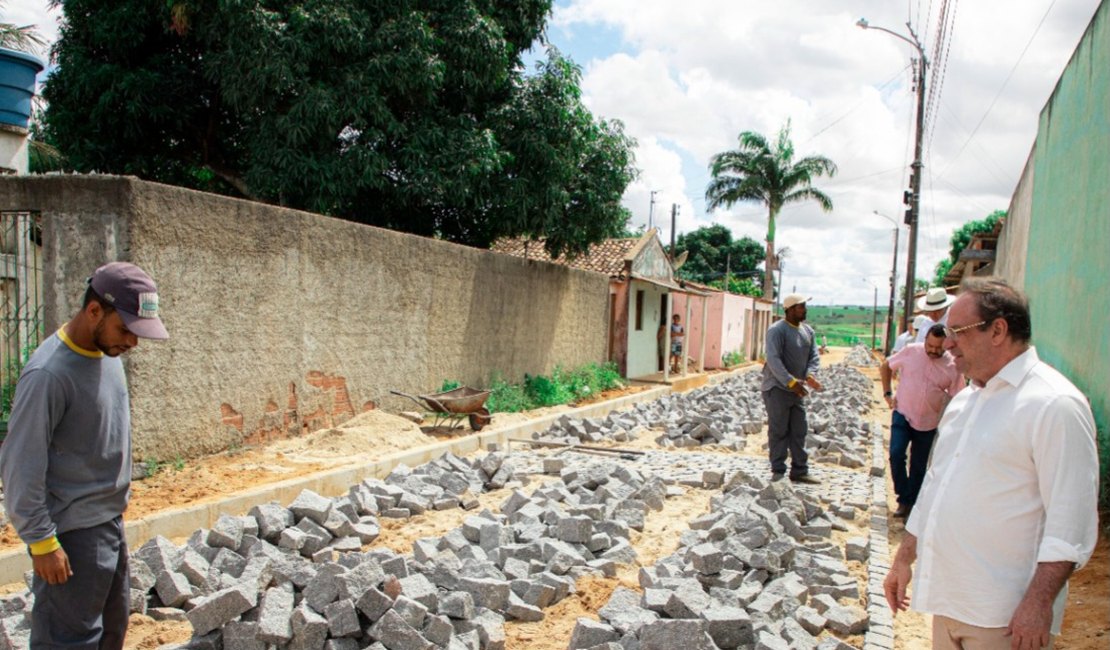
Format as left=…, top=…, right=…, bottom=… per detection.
left=705, top=122, right=837, bottom=299
left=0, top=2, right=46, bottom=53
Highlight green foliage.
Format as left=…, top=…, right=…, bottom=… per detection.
left=933, top=210, right=1006, bottom=286
left=2, top=338, right=41, bottom=422
left=705, top=121, right=837, bottom=298
left=674, top=224, right=764, bottom=288
left=0, top=2, right=47, bottom=53
left=486, top=374, right=532, bottom=413
left=439, top=379, right=461, bottom=392
left=484, top=362, right=623, bottom=413
left=173, top=456, right=186, bottom=472
left=708, top=276, right=763, bottom=298
left=524, top=373, right=574, bottom=407
left=141, top=458, right=163, bottom=478
left=42, top=1, right=637, bottom=258
left=722, top=350, right=745, bottom=368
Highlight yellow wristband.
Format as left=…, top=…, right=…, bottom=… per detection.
left=29, top=536, right=61, bottom=556
left=787, top=378, right=798, bottom=388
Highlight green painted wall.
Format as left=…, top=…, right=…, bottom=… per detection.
left=1026, top=2, right=1109, bottom=491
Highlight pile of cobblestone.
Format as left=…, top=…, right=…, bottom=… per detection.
left=0, top=449, right=672, bottom=650
left=842, top=345, right=879, bottom=367
left=574, top=469, right=869, bottom=650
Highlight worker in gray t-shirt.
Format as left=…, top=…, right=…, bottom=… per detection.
left=0, top=262, right=168, bottom=649
left=761, top=293, right=823, bottom=484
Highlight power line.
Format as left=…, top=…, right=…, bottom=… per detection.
left=802, top=65, right=911, bottom=145
left=936, top=0, right=1060, bottom=181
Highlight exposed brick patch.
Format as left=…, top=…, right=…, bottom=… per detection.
left=361, top=400, right=376, bottom=412
left=220, top=403, right=244, bottom=431
left=220, top=373, right=358, bottom=452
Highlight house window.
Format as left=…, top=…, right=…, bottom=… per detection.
left=635, top=290, right=644, bottom=330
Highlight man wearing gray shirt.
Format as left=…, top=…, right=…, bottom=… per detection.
left=1, top=262, right=168, bottom=649
left=761, top=293, right=823, bottom=484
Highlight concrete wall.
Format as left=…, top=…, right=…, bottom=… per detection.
left=0, top=176, right=611, bottom=461
left=626, top=280, right=667, bottom=378
left=721, top=294, right=752, bottom=363
left=671, top=291, right=752, bottom=370
left=995, top=152, right=1035, bottom=288
left=1022, top=3, right=1110, bottom=452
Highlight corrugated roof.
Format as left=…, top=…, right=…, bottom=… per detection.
left=490, top=236, right=640, bottom=277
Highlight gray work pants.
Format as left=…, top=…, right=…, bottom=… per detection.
left=762, top=387, right=809, bottom=477
left=31, top=516, right=129, bottom=650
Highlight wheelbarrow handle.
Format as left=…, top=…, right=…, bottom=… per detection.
left=389, top=390, right=429, bottom=410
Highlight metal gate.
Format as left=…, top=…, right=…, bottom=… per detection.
left=1, top=210, right=43, bottom=432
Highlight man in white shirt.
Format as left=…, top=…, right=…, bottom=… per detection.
left=893, top=315, right=929, bottom=353
left=883, top=277, right=1098, bottom=650
left=913, top=287, right=956, bottom=343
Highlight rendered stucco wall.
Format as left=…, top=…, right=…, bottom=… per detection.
left=1023, top=4, right=1109, bottom=471
left=721, top=294, right=751, bottom=362
left=995, top=152, right=1034, bottom=288
left=0, top=176, right=610, bottom=461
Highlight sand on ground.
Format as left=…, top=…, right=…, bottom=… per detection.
left=1, top=347, right=1103, bottom=648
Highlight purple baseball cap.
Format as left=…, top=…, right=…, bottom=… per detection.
left=88, top=262, right=169, bottom=340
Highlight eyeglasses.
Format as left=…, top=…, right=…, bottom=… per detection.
left=943, top=320, right=986, bottom=340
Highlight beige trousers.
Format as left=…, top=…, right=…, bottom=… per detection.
left=932, top=615, right=1056, bottom=650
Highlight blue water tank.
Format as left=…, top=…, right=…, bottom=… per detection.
left=0, top=48, right=45, bottom=130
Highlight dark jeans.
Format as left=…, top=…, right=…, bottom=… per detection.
left=889, top=410, right=937, bottom=506
left=31, top=516, right=129, bottom=650
left=763, top=387, right=809, bottom=477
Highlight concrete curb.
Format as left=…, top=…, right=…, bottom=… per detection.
left=0, top=385, right=671, bottom=585
left=864, top=418, right=895, bottom=650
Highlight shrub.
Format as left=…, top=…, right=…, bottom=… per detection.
left=486, top=374, right=531, bottom=413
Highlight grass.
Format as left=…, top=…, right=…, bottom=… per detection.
left=441, top=362, right=625, bottom=414
left=806, top=304, right=892, bottom=348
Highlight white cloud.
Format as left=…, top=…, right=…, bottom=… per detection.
left=555, top=0, right=1102, bottom=304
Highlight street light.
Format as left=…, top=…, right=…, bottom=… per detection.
left=862, top=278, right=879, bottom=350
left=858, top=17, right=927, bottom=343
left=874, top=210, right=901, bottom=355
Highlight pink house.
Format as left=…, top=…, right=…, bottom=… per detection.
left=672, top=283, right=773, bottom=369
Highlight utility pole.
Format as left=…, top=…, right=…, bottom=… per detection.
left=905, top=53, right=926, bottom=335
left=872, top=284, right=878, bottom=350
left=873, top=210, right=900, bottom=354
left=724, top=252, right=731, bottom=293
left=857, top=18, right=927, bottom=335
left=669, top=204, right=678, bottom=259
left=648, top=190, right=658, bottom=230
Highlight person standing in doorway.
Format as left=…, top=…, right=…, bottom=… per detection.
left=879, top=323, right=965, bottom=519
left=1, top=262, right=170, bottom=649
left=761, top=293, right=823, bottom=484
left=669, top=313, right=684, bottom=373
left=884, top=278, right=1098, bottom=650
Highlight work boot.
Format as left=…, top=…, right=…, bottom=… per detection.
left=893, top=503, right=913, bottom=519
left=790, top=474, right=821, bottom=485
left=771, top=473, right=785, bottom=482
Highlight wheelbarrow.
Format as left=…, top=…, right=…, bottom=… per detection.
left=390, top=386, right=492, bottom=431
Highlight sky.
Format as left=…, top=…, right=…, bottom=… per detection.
left=7, top=0, right=1104, bottom=305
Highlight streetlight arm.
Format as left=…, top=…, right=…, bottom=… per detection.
left=857, top=18, right=926, bottom=60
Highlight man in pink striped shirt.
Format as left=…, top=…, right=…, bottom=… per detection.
left=879, top=324, right=965, bottom=518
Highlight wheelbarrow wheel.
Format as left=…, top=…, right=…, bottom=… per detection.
left=468, top=408, right=492, bottom=432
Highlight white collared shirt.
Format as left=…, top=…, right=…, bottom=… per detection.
left=906, top=347, right=1099, bottom=633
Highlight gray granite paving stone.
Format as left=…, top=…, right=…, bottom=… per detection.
left=289, top=602, right=329, bottom=650
left=155, top=570, right=193, bottom=608
left=186, top=583, right=258, bottom=636
left=638, top=619, right=717, bottom=650
left=223, top=620, right=266, bottom=650
left=256, top=586, right=295, bottom=644
left=568, top=618, right=619, bottom=649
left=289, top=489, right=334, bottom=525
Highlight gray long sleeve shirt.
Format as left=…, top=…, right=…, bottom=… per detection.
left=761, top=319, right=820, bottom=392
left=0, top=332, right=132, bottom=544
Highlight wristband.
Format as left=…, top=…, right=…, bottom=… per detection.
left=787, top=378, right=798, bottom=388
left=29, top=536, right=61, bottom=556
